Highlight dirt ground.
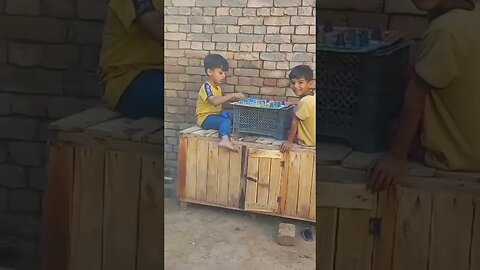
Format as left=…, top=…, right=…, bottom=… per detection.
left=164, top=198, right=315, bottom=270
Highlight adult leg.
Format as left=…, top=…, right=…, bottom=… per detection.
left=116, top=69, right=164, bottom=119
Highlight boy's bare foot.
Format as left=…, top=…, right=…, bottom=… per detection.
left=219, top=138, right=237, bottom=152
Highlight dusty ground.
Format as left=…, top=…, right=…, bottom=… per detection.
left=164, top=198, right=315, bottom=270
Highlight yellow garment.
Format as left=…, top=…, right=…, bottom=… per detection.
left=415, top=4, right=480, bottom=170
left=99, top=0, right=163, bottom=109
left=295, top=93, right=316, bottom=146
left=196, top=82, right=223, bottom=126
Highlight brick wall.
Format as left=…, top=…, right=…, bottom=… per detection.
left=0, top=0, right=106, bottom=268
left=164, top=0, right=317, bottom=176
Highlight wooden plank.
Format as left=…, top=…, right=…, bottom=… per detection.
left=335, top=208, right=376, bottom=270
left=216, top=147, right=230, bottom=206
left=245, top=155, right=259, bottom=205
left=249, top=148, right=283, bottom=159
left=471, top=200, right=480, bottom=270
left=242, top=136, right=259, bottom=142
left=103, top=151, right=142, bottom=270
left=176, top=137, right=188, bottom=198
left=308, top=163, right=316, bottom=220
left=297, top=152, right=314, bottom=218
left=255, top=137, right=276, bottom=145
left=185, top=138, right=198, bottom=200
left=85, top=117, right=135, bottom=138
left=372, top=189, right=397, bottom=270
left=41, top=145, right=74, bottom=270
left=130, top=117, right=164, bottom=142
left=428, top=193, right=473, bottom=270
left=317, top=182, right=375, bottom=210
left=268, top=158, right=283, bottom=214
left=50, top=107, right=120, bottom=132
left=435, top=170, right=480, bottom=182
left=317, top=208, right=337, bottom=270
left=145, top=130, right=163, bottom=144
left=206, top=141, right=219, bottom=204
left=285, top=152, right=300, bottom=216
left=392, top=187, right=433, bottom=270
left=195, top=139, right=209, bottom=201
left=70, top=147, right=105, bottom=270
left=317, top=143, right=352, bottom=165
left=136, top=155, right=163, bottom=270
left=272, top=140, right=283, bottom=146
left=207, top=131, right=219, bottom=137
left=244, top=202, right=277, bottom=212
left=256, top=158, right=271, bottom=206
left=341, top=151, right=383, bottom=170
left=180, top=126, right=202, bottom=134
left=317, top=165, right=367, bottom=183
left=228, top=144, right=242, bottom=207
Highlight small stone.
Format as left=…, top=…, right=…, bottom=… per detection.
left=278, top=223, right=295, bottom=246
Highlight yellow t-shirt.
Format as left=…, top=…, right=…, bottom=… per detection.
left=99, top=0, right=164, bottom=109
left=415, top=4, right=480, bottom=170
left=196, top=82, right=223, bottom=126
left=295, top=93, right=316, bottom=147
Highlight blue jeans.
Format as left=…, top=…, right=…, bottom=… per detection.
left=202, top=113, right=232, bottom=137
left=116, top=69, right=164, bottom=119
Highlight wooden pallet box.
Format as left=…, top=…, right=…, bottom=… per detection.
left=177, top=126, right=316, bottom=222
left=316, top=143, right=480, bottom=270
left=42, top=107, right=164, bottom=270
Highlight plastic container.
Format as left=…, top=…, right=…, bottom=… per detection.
left=316, top=41, right=411, bottom=152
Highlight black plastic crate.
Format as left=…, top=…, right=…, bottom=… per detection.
left=316, top=41, right=411, bottom=152
left=232, top=104, right=294, bottom=140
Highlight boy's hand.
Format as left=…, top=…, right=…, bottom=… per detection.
left=367, top=153, right=406, bottom=192
left=230, top=93, right=245, bottom=100
left=280, top=141, right=293, bottom=153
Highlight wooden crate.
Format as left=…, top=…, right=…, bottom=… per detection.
left=316, top=143, right=480, bottom=270
left=177, top=126, right=316, bottom=222
left=42, top=107, right=163, bottom=270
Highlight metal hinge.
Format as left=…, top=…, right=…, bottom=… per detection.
left=369, top=218, right=382, bottom=237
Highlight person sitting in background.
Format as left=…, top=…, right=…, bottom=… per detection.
left=99, top=0, right=163, bottom=119
left=281, top=65, right=316, bottom=153
left=369, top=0, right=480, bottom=191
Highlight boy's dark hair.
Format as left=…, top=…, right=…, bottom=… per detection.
left=289, top=65, right=313, bottom=81
left=204, top=54, right=229, bottom=74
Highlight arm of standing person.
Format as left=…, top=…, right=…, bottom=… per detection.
left=367, top=75, right=429, bottom=191
left=281, top=116, right=299, bottom=153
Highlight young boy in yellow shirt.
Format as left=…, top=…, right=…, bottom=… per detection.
left=281, top=65, right=316, bottom=152
left=196, top=54, right=245, bottom=150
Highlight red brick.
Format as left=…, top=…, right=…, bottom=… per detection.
left=286, top=52, right=313, bottom=62
left=5, top=0, right=40, bottom=15
left=166, top=16, right=188, bottom=24
left=4, top=16, right=67, bottom=42
left=317, top=0, right=382, bottom=12
left=260, top=52, right=285, bottom=61
left=280, top=26, right=295, bottom=34
left=240, top=26, right=254, bottom=34
left=252, top=77, right=264, bottom=86
left=197, top=0, right=221, bottom=6
left=173, top=0, right=196, bottom=6
left=234, top=68, right=259, bottom=77
left=43, top=44, right=79, bottom=69
left=276, top=62, right=290, bottom=70
left=64, top=71, right=101, bottom=97
left=238, top=77, right=252, bottom=85
left=247, top=0, right=273, bottom=7
left=8, top=43, right=43, bottom=67
left=277, top=79, right=290, bottom=87
left=347, top=12, right=388, bottom=29
left=238, top=60, right=262, bottom=69
left=69, top=21, right=104, bottom=45
left=264, top=78, right=277, bottom=87
left=260, top=70, right=285, bottom=79
left=204, top=7, right=216, bottom=15
left=265, top=35, right=290, bottom=43
left=385, top=0, right=425, bottom=15
left=240, top=43, right=253, bottom=52
left=165, top=97, right=186, bottom=106
left=279, top=44, right=293, bottom=52
left=260, top=87, right=285, bottom=96
left=77, top=0, right=107, bottom=20
left=43, top=0, right=75, bottom=17
left=239, top=17, right=264, bottom=25
left=0, top=117, right=39, bottom=140
left=0, top=67, right=62, bottom=94
left=47, top=97, right=85, bottom=119
left=389, top=15, right=429, bottom=39
left=298, top=6, right=313, bottom=16
left=236, top=85, right=259, bottom=94
left=253, top=43, right=267, bottom=51
left=293, top=44, right=307, bottom=52
left=165, top=113, right=185, bottom=122
left=264, top=17, right=290, bottom=26
left=291, top=16, right=315, bottom=25
left=81, top=46, right=100, bottom=71
left=216, top=43, right=228, bottom=50
left=292, top=35, right=315, bottom=43
left=233, top=52, right=259, bottom=60
left=186, top=33, right=211, bottom=41
left=188, top=16, right=213, bottom=24
left=274, top=0, right=301, bottom=6
left=213, top=16, right=237, bottom=24
left=165, top=82, right=186, bottom=90
left=227, top=76, right=239, bottom=85
left=185, top=66, right=205, bottom=75
left=12, top=95, right=48, bottom=117
left=285, top=7, right=297, bottom=15
left=222, top=0, right=248, bottom=7
left=229, top=7, right=243, bottom=16
left=263, top=61, right=276, bottom=69
left=212, top=34, right=237, bottom=42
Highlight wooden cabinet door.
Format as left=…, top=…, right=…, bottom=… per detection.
left=244, top=148, right=285, bottom=214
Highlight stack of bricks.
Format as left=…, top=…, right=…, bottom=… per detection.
left=164, top=0, right=317, bottom=176
left=317, top=0, right=429, bottom=61
left=0, top=0, right=105, bottom=268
